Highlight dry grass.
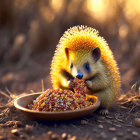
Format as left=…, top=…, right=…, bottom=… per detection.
left=0, top=89, right=17, bottom=122
left=0, top=80, right=45, bottom=122
left=117, top=83, right=140, bottom=119
left=117, top=83, right=140, bottom=108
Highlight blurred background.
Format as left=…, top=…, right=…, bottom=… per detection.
left=0, top=0, right=140, bottom=94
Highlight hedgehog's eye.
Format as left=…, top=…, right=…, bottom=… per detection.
left=84, top=62, right=90, bottom=72
left=70, top=62, right=73, bottom=69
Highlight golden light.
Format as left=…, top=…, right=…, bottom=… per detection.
left=1, top=73, right=15, bottom=84
left=72, top=67, right=78, bottom=78
left=123, top=0, right=140, bottom=29
left=84, top=0, right=115, bottom=22
left=124, top=0, right=140, bottom=20
left=14, top=0, right=31, bottom=9
left=119, top=24, right=129, bottom=39
left=67, top=0, right=83, bottom=16
left=50, top=0, right=64, bottom=13
left=62, top=78, right=68, bottom=87
left=87, top=0, right=105, bottom=14
left=40, top=6, right=55, bottom=23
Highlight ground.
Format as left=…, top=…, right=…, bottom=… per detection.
left=0, top=104, right=140, bottom=140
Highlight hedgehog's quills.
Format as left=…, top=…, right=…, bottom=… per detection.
left=50, top=25, right=120, bottom=111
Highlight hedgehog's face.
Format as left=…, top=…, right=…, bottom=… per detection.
left=65, top=47, right=101, bottom=80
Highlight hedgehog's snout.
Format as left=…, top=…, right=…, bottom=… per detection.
left=76, top=72, right=83, bottom=79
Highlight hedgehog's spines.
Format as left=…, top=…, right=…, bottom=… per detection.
left=59, top=25, right=99, bottom=46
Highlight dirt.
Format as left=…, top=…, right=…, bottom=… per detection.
left=0, top=104, right=140, bottom=140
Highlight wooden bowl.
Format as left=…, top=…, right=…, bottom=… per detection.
left=14, top=93, right=100, bottom=121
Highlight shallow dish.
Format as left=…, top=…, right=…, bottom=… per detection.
left=14, top=93, right=100, bottom=120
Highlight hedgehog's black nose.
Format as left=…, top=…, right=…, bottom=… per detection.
left=76, top=72, right=83, bottom=79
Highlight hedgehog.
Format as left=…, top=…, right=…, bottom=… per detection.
left=50, top=25, right=120, bottom=115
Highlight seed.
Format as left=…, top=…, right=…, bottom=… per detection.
left=113, top=124, right=122, bottom=128
left=132, top=131, right=138, bottom=136
left=81, top=120, right=88, bottom=125
left=100, top=132, right=107, bottom=139
left=98, top=116, right=105, bottom=120
left=61, top=133, right=67, bottom=140
left=67, top=134, right=72, bottom=139
left=51, top=134, right=59, bottom=140
left=25, top=125, right=33, bottom=133
left=5, top=121, right=15, bottom=127
left=31, top=78, right=95, bottom=112
left=11, top=129, right=20, bottom=136
left=117, top=132, right=123, bottom=137
left=69, top=136, right=77, bottom=140
left=98, top=124, right=104, bottom=129
left=20, top=135, right=26, bottom=139
left=112, top=137, right=117, bottom=140
left=15, top=121, right=23, bottom=127
left=135, top=118, right=140, bottom=127
left=109, top=127, right=116, bottom=132
left=48, top=131, right=53, bottom=136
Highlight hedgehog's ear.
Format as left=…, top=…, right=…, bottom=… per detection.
left=92, top=47, right=101, bottom=62
left=65, top=48, right=69, bottom=59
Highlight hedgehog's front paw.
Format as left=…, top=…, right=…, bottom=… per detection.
left=99, top=109, right=109, bottom=115
left=85, top=80, right=92, bottom=89
left=68, top=80, right=74, bottom=89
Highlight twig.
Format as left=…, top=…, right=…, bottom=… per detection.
left=30, top=90, right=34, bottom=93
left=0, top=115, right=7, bottom=122
left=128, top=104, right=137, bottom=114
left=0, top=103, right=13, bottom=109
left=114, top=114, right=125, bottom=123
left=41, top=79, right=44, bottom=92
left=0, top=108, right=10, bottom=122
left=105, top=115, right=113, bottom=119
left=5, top=87, right=12, bottom=96
left=0, top=91, right=12, bottom=100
